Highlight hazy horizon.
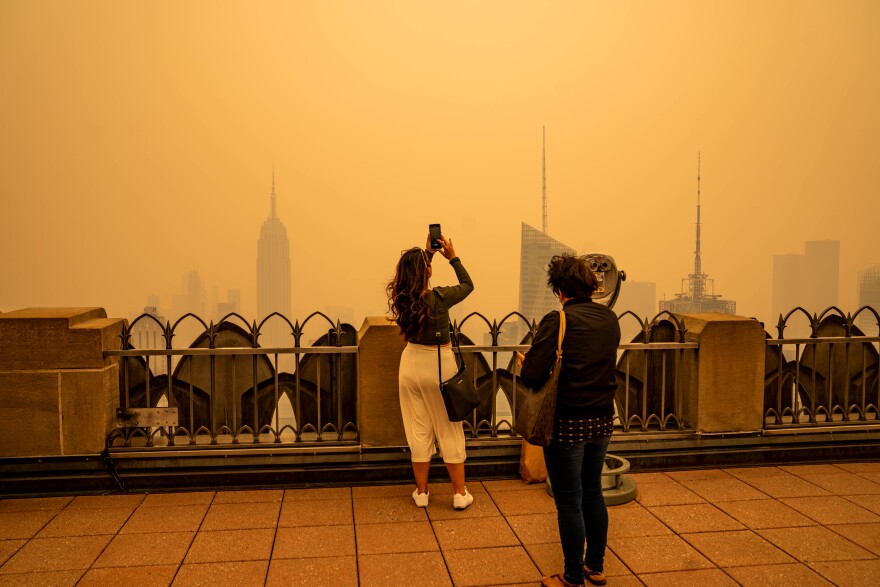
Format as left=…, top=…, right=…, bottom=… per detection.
left=2, top=1, right=878, bottom=332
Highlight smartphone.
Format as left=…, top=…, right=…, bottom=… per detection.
left=429, top=224, right=442, bottom=250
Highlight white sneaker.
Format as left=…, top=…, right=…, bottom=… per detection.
left=453, top=489, right=474, bottom=510
left=412, top=488, right=429, bottom=508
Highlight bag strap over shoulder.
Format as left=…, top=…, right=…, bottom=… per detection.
left=556, top=310, right=566, bottom=359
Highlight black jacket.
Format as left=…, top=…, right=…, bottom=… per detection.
left=520, top=297, right=620, bottom=419
left=409, top=257, right=474, bottom=345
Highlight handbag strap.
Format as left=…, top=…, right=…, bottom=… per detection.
left=556, top=310, right=566, bottom=359
left=435, top=295, right=463, bottom=384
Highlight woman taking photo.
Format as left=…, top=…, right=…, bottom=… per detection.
left=387, top=234, right=474, bottom=510
left=518, top=254, right=620, bottom=587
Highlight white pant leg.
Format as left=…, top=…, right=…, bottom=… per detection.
left=398, top=344, right=467, bottom=464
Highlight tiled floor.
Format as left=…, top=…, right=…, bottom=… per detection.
left=2, top=462, right=880, bottom=585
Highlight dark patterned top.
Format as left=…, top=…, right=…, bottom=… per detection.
left=552, top=415, right=614, bottom=446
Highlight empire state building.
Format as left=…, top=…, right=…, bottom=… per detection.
left=257, top=171, right=292, bottom=339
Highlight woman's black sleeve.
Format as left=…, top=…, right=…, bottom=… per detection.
left=519, top=310, right=560, bottom=390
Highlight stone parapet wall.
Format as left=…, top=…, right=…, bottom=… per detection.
left=0, top=308, right=123, bottom=456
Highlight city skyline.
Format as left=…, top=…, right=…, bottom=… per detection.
left=1, top=1, right=878, bottom=329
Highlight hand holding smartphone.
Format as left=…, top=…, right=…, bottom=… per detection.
left=429, top=224, right=442, bottom=250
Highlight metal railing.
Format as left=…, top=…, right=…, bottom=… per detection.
left=764, top=306, right=880, bottom=429
left=105, top=309, right=699, bottom=450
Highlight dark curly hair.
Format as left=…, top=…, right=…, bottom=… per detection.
left=547, top=254, right=598, bottom=299
left=386, top=248, right=433, bottom=341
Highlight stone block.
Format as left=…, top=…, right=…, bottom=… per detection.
left=0, top=307, right=124, bottom=371
left=60, top=365, right=119, bottom=454
left=0, top=371, right=62, bottom=457
left=357, top=317, right=407, bottom=447
left=678, top=313, right=765, bottom=433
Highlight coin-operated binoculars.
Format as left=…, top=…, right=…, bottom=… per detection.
left=582, top=253, right=626, bottom=310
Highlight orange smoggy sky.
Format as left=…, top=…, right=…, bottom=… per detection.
left=1, top=0, right=878, bottom=330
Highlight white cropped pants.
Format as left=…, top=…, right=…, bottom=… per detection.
left=398, top=342, right=467, bottom=463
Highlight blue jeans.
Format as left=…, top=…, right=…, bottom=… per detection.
left=543, top=435, right=611, bottom=584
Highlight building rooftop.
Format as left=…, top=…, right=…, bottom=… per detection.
left=2, top=462, right=879, bottom=586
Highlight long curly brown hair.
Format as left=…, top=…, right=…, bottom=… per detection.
left=387, top=248, right=432, bottom=341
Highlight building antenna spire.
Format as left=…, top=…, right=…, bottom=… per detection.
left=695, top=152, right=701, bottom=278
left=270, top=162, right=277, bottom=219
left=542, top=126, right=548, bottom=234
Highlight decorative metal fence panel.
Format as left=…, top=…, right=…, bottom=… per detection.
left=106, top=312, right=358, bottom=448
left=764, top=307, right=880, bottom=428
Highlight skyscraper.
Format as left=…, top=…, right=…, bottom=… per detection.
left=257, top=169, right=292, bottom=347
left=660, top=155, right=736, bottom=315
left=771, top=240, right=840, bottom=320
left=517, top=129, right=576, bottom=330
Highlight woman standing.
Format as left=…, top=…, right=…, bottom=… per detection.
left=518, top=254, right=620, bottom=587
left=387, top=235, right=475, bottom=509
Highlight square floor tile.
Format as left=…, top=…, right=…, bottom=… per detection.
left=426, top=491, right=501, bottom=520
left=665, top=469, right=735, bottom=482
left=444, top=546, right=541, bottom=586
left=272, top=525, right=355, bottom=559
left=200, top=501, right=280, bottom=531
left=648, top=504, right=744, bottom=534
left=0, top=541, right=25, bottom=567
left=356, top=520, right=438, bottom=554
left=184, top=528, right=274, bottom=564
left=141, top=492, right=215, bottom=507
left=834, top=462, right=880, bottom=474
left=266, top=556, right=358, bottom=587
left=359, top=551, right=452, bottom=587
left=506, top=513, right=558, bottom=544
left=0, top=497, right=72, bottom=512
left=0, top=535, right=112, bottom=573
left=121, top=504, right=208, bottom=534
left=779, top=495, right=880, bottom=525
left=797, top=472, right=880, bottom=495
left=93, top=531, right=194, bottom=567
left=736, top=473, right=830, bottom=498
left=715, top=499, right=817, bottom=530
left=844, top=494, right=880, bottom=516
left=79, top=564, right=177, bottom=587
left=278, top=498, right=351, bottom=527
left=433, top=517, right=519, bottom=550
left=490, top=489, right=557, bottom=516
left=37, top=506, right=133, bottom=537
left=725, top=562, right=832, bottom=586
left=610, top=535, right=714, bottom=574
left=0, top=569, right=84, bottom=586
left=634, top=481, right=705, bottom=507
left=639, top=568, right=739, bottom=586
left=626, top=472, right=673, bottom=483
left=352, top=484, right=418, bottom=498
left=724, top=466, right=791, bottom=479
left=173, top=560, right=268, bottom=586
left=213, top=490, right=283, bottom=503
left=678, top=478, right=769, bottom=502
left=284, top=487, right=351, bottom=500
left=809, top=559, right=880, bottom=587
left=682, top=530, right=794, bottom=567
left=758, top=526, right=875, bottom=562
left=68, top=494, right=144, bottom=509
left=827, top=522, right=880, bottom=556
left=609, top=504, right=672, bottom=538
left=483, top=479, right=547, bottom=492
left=779, top=464, right=845, bottom=476
left=353, top=496, right=428, bottom=524
left=0, top=511, right=57, bottom=540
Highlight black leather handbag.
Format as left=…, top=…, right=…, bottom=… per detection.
left=437, top=331, right=480, bottom=422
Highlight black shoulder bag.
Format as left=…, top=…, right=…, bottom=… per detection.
left=435, top=300, right=480, bottom=422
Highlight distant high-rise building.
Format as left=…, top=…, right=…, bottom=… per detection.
left=131, top=306, right=168, bottom=375
left=857, top=264, right=880, bottom=334
left=660, top=154, right=736, bottom=315
left=517, top=129, right=576, bottom=330
left=217, top=288, right=241, bottom=318
left=257, top=169, right=292, bottom=346
left=771, top=240, right=840, bottom=321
